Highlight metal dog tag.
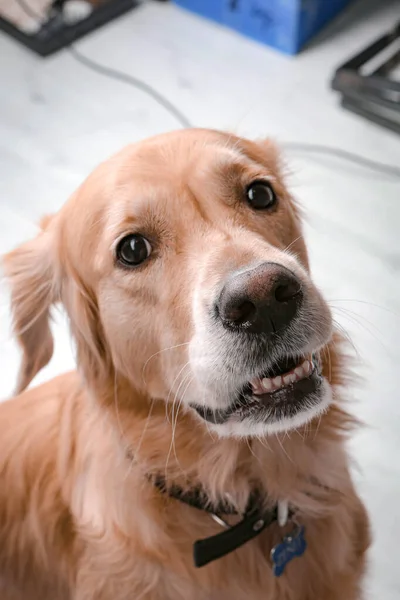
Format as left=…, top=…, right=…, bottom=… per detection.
left=271, top=525, right=307, bottom=577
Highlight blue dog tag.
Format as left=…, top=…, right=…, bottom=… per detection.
left=271, top=525, right=307, bottom=577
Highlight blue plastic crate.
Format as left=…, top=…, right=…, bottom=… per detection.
left=174, top=0, right=224, bottom=23
left=173, top=0, right=353, bottom=54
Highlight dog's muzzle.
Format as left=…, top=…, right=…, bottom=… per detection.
left=190, top=262, right=330, bottom=432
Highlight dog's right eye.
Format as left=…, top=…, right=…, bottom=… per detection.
left=116, top=235, right=152, bottom=267
left=246, top=181, right=277, bottom=210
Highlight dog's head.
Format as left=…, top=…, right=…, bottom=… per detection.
left=4, top=129, right=332, bottom=437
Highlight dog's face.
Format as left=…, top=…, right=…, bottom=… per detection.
left=6, top=130, right=332, bottom=437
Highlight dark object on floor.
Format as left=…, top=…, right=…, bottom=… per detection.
left=332, top=21, right=400, bottom=135
left=0, top=0, right=138, bottom=56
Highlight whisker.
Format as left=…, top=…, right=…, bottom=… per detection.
left=171, top=375, right=194, bottom=478
left=282, top=234, right=304, bottom=254
left=246, top=438, right=260, bottom=463
left=312, top=411, right=323, bottom=442
left=332, top=306, right=391, bottom=356
left=197, top=368, right=218, bottom=440
left=142, top=342, right=190, bottom=384
left=126, top=398, right=156, bottom=478
left=169, top=363, right=191, bottom=429
left=165, top=369, right=192, bottom=479
left=332, top=305, right=386, bottom=334
left=113, top=371, right=127, bottom=450
left=323, top=343, right=332, bottom=384
left=329, top=298, right=400, bottom=319
left=275, top=433, right=294, bottom=465
left=165, top=361, right=191, bottom=424
left=255, top=434, right=271, bottom=452
left=332, top=320, right=360, bottom=358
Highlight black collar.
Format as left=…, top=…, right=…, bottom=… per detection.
left=151, top=475, right=280, bottom=568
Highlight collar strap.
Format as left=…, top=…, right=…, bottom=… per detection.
left=150, top=475, right=282, bottom=568
left=151, top=474, right=259, bottom=515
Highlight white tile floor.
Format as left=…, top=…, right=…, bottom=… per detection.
left=1, top=0, right=400, bottom=597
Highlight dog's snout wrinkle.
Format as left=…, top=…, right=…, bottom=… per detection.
left=216, top=262, right=303, bottom=335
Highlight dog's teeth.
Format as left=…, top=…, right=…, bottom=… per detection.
left=272, top=376, right=282, bottom=389
left=250, top=356, right=315, bottom=397
left=284, top=373, right=297, bottom=385
left=262, top=378, right=273, bottom=392
left=250, top=378, right=264, bottom=395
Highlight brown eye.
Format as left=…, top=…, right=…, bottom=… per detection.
left=116, top=235, right=152, bottom=267
left=246, top=181, right=277, bottom=210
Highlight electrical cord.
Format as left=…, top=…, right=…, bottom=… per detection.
left=283, top=142, right=400, bottom=179
left=11, top=0, right=400, bottom=179
left=68, top=45, right=192, bottom=129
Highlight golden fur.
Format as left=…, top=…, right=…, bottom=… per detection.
left=0, top=129, right=370, bottom=599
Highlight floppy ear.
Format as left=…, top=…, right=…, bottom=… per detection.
left=65, top=272, right=111, bottom=387
left=3, top=218, right=58, bottom=394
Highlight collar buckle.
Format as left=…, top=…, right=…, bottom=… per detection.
left=193, top=504, right=278, bottom=568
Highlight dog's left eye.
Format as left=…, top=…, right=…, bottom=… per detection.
left=116, top=235, right=152, bottom=267
left=246, top=181, right=277, bottom=210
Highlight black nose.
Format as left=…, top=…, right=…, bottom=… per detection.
left=216, top=263, right=303, bottom=335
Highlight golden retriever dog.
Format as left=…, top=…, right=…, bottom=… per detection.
left=0, top=129, right=370, bottom=600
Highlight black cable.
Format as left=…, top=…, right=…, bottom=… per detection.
left=283, top=142, right=400, bottom=179
left=11, top=0, right=400, bottom=179
left=68, top=46, right=192, bottom=129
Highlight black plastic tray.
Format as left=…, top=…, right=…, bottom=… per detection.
left=0, top=0, right=138, bottom=56
left=332, top=21, right=400, bottom=135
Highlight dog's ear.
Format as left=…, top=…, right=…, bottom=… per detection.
left=3, top=217, right=58, bottom=394
left=65, top=272, right=111, bottom=387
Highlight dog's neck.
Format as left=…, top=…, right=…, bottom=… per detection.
left=86, top=334, right=355, bottom=517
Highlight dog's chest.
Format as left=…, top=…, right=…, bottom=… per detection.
left=151, top=508, right=354, bottom=600
left=78, top=499, right=357, bottom=600
left=154, top=523, right=314, bottom=600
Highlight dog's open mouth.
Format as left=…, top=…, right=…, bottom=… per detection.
left=194, top=354, right=325, bottom=426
